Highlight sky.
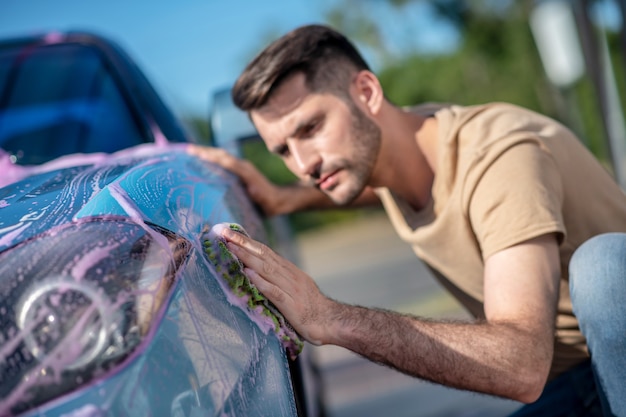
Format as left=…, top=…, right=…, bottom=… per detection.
left=0, top=0, right=325, bottom=118
left=0, top=0, right=459, bottom=120
left=1, top=0, right=620, bottom=120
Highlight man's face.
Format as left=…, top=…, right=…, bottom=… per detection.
left=250, top=72, right=381, bottom=205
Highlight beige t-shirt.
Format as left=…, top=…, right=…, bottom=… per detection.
left=376, top=102, right=626, bottom=379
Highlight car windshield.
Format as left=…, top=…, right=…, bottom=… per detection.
left=0, top=217, right=190, bottom=414
left=0, top=42, right=148, bottom=165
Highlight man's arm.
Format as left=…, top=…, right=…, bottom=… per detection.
left=187, top=144, right=380, bottom=215
left=221, top=229, right=561, bottom=403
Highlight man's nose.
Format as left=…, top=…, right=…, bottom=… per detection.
left=291, top=142, right=320, bottom=179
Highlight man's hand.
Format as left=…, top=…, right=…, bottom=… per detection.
left=220, top=225, right=334, bottom=345
left=187, top=144, right=292, bottom=216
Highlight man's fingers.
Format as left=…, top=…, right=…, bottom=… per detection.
left=227, top=240, right=279, bottom=282
left=244, top=267, right=287, bottom=304
left=187, top=145, right=250, bottom=177
left=221, top=226, right=247, bottom=245
left=222, top=228, right=268, bottom=257
left=186, top=144, right=224, bottom=163
left=221, top=230, right=266, bottom=264
left=223, top=230, right=295, bottom=289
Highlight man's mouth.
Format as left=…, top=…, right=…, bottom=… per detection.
left=317, top=170, right=340, bottom=191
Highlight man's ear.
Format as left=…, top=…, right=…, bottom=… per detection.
left=352, top=70, right=384, bottom=116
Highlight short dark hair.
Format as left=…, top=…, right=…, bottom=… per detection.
left=232, top=24, right=370, bottom=111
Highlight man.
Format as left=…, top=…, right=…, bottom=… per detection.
left=189, top=25, right=626, bottom=415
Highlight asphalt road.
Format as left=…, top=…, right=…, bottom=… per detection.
left=294, top=211, right=522, bottom=417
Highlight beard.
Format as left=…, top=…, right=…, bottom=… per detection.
left=322, top=101, right=381, bottom=206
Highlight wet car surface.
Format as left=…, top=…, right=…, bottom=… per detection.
left=0, top=32, right=315, bottom=417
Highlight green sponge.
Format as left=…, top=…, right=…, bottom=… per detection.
left=201, top=223, right=304, bottom=360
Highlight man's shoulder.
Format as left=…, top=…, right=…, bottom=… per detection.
left=408, top=102, right=543, bottom=125
left=406, top=102, right=452, bottom=116
left=447, top=102, right=563, bottom=140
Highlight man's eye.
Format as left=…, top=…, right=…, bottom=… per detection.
left=301, top=122, right=318, bottom=137
left=276, top=145, right=290, bottom=157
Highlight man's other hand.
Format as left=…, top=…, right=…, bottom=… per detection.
left=187, top=144, right=292, bottom=216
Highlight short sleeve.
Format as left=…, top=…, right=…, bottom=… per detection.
left=468, top=141, right=565, bottom=259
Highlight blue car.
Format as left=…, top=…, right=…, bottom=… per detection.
left=0, top=32, right=321, bottom=417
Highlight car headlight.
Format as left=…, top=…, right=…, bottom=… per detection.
left=0, top=217, right=190, bottom=415
left=16, top=274, right=121, bottom=371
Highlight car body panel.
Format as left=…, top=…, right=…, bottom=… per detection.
left=0, top=145, right=300, bottom=417
left=0, top=32, right=309, bottom=417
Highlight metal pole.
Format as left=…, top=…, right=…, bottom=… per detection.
left=617, top=0, right=626, bottom=63
left=572, top=0, right=626, bottom=188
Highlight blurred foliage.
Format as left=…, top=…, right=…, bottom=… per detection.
left=184, top=116, right=212, bottom=145
left=611, top=29, right=626, bottom=123
left=378, top=6, right=548, bottom=110
left=241, top=140, right=297, bottom=185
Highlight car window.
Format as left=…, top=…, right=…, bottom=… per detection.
left=0, top=43, right=148, bottom=165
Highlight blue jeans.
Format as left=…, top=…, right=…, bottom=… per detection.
left=511, top=233, right=626, bottom=417
left=508, top=359, right=602, bottom=416
left=570, top=233, right=626, bottom=416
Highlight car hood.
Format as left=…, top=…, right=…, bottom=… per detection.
left=0, top=144, right=298, bottom=417
left=0, top=143, right=263, bottom=251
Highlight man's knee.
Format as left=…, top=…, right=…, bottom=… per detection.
left=569, top=232, right=626, bottom=324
